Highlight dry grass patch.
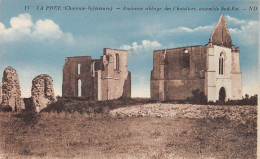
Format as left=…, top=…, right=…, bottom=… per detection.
left=0, top=104, right=256, bottom=159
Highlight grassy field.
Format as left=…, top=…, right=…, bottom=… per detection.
left=0, top=104, right=257, bottom=159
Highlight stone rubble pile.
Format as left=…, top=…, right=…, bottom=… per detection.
left=109, top=103, right=257, bottom=124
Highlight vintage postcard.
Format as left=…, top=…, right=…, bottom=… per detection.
left=0, top=0, right=258, bottom=158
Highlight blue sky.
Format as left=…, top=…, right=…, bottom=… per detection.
left=0, top=0, right=258, bottom=97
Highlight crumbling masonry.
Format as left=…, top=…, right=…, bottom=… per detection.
left=151, top=14, right=242, bottom=102
left=62, top=48, right=131, bottom=100
left=31, top=74, right=55, bottom=112
left=1, top=66, right=25, bottom=111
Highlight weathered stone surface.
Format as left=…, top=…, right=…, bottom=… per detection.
left=151, top=14, right=242, bottom=102
left=31, top=74, right=55, bottom=112
left=151, top=46, right=207, bottom=101
left=2, top=66, right=24, bottom=111
left=210, top=14, right=232, bottom=48
left=62, top=48, right=131, bottom=101
left=110, top=104, right=256, bottom=124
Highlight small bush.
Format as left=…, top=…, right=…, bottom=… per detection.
left=187, top=89, right=207, bottom=105
left=40, top=97, right=156, bottom=114
left=14, top=110, right=41, bottom=126
left=1, top=105, right=12, bottom=112
left=225, top=94, right=257, bottom=105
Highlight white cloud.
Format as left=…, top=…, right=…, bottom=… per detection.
left=0, top=23, right=5, bottom=31
left=226, top=15, right=258, bottom=46
left=178, top=25, right=214, bottom=33
left=157, top=25, right=214, bottom=35
left=33, top=19, right=62, bottom=38
left=225, top=15, right=247, bottom=25
left=10, top=13, right=33, bottom=30
left=120, top=40, right=161, bottom=53
left=0, top=13, right=74, bottom=44
left=142, top=40, right=161, bottom=48
left=160, top=15, right=258, bottom=46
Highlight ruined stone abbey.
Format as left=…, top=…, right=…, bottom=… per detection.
left=151, top=14, right=242, bottom=102
left=62, top=48, right=131, bottom=100
left=0, top=14, right=243, bottom=112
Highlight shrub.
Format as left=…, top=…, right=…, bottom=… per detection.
left=249, top=94, right=257, bottom=105
left=187, top=89, right=207, bottom=105
left=224, top=94, right=257, bottom=105
left=14, top=110, right=41, bottom=126
left=40, top=97, right=157, bottom=114
left=1, top=105, right=12, bottom=112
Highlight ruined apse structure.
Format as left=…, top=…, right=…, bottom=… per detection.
left=151, top=14, right=242, bottom=102
left=62, top=48, right=131, bottom=100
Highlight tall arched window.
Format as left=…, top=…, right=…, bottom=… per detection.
left=91, top=61, right=95, bottom=77
left=114, top=53, right=119, bottom=71
left=78, top=79, right=81, bottom=97
left=78, top=64, right=81, bottom=74
left=182, top=49, right=190, bottom=69
left=219, top=53, right=224, bottom=75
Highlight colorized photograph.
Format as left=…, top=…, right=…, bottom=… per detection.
left=0, top=0, right=258, bottom=158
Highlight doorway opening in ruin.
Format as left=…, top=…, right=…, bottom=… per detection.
left=219, top=87, right=226, bottom=102
left=78, top=79, right=82, bottom=97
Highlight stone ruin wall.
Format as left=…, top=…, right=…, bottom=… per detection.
left=62, top=56, right=94, bottom=98
left=62, top=48, right=131, bottom=100
left=151, top=46, right=207, bottom=101
left=99, top=48, right=131, bottom=100
left=0, top=66, right=55, bottom=112
left=1, top=66, right=25, bottom=111
left=31, top=74, right=55, bottom=112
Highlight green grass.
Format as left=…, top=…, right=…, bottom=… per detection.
left=0, top=105, right=257, bottom=159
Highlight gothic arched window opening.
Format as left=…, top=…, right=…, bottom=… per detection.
left=182, top=50, right=190, bottom=69
left=114, top=53, right=119, bottom=71
left=78, top=79, right=82, bottom=97
left=219, top=53, right=224, bottom=75
left=78, top=64, right=81, bottom=74
left=91, top=61, right=95, bottom=77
